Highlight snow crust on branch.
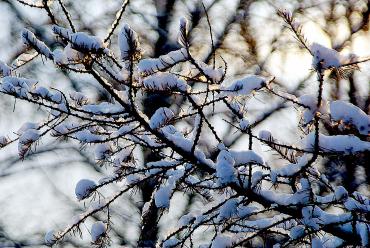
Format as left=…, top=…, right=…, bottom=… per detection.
left=75, top=179, right=97, bottom=200
left=142, top=72, right=189, bottom=92
left=222, top=75, right=266, bottom=96
left=138, top=48, right=188, bottom=75
left=118, top=23, right=140, bottom=60
left=311, top=42, right=341, bottom=69
left=22, top=28, right=53, bottom=59
left=330, top=100, right=370, bottom=135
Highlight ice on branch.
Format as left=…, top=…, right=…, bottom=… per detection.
left=75, top=179, right=97, bottom=200
left=311, top=42, right=341, bottom=69
left=149, top=107, right=175, bottom=129
left=0, top=60, right=11, bottom=76
left=303, top=133, right=370, bottom=153
left=330, top=100, right=370, bottom=135
left=118, top=24, right=140, bottom=60
left=216, top=150, right=237, bottom=185
left=91, top=221, right=107, bottom=242
left=21, top=29, right=53, bottom=60
left=138, top=48, right=188, bottom=75
left=222, top=75, right=265, bottom=96
left=143, top=72, right=189, bottom=92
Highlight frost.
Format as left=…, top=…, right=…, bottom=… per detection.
left=75, top=179, right=97, bottom=200
left=330, top=100, right=370, bottom=135
left=311, top=42, right=341, bottom=69
left=143, top=72, right=189, bottom=92
left=216, top=150, right=236, bottom=185
left=149, top=107, right=175, bottom=129
left=91, top=221, right=107, bottom=242
left=223, top=75, right=265, bottom=96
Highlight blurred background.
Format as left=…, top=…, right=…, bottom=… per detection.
left=0, top=0, right=369, bottom=247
